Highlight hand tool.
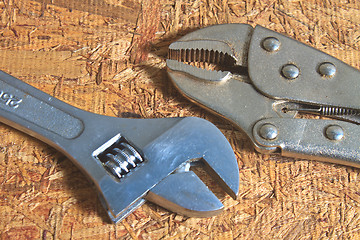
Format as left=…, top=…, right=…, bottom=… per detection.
left=0, top=70, right=239, bottom=223
left=167, top=23, right=360, bottom=166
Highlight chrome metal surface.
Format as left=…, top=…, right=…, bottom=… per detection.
left=167, top=23, right=360, bottom=166
left=0, top=70, right=239, bottom=223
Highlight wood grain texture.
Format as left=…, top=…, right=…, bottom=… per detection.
left=0, top=0, right=359, bottom=239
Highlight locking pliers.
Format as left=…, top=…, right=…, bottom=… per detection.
left=167, top=24, right=360, bottom=166
left=0, top=70, right=239, bottom=223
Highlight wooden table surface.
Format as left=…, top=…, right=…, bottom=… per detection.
left=0, top=0, right=360, bottom=239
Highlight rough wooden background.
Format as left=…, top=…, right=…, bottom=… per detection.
left=0, top=0, right=360, bottom=239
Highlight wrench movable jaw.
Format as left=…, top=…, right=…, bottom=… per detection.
left=146, top=171, right=224, bottom=218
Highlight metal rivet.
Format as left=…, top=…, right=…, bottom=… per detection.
left=259, top=124, right=278, bottom=140
left=319, top=62, right=336, bottom=77
left=325, top=125, right=344, bottom=141
left=281, top=64, right=300, bottom=79
left=262, top=37, right=281, bottom=52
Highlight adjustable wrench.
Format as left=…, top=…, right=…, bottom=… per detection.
left=0, top=70, right=239, bottom=223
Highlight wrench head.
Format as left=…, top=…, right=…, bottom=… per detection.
left=94, top=117, right=239, bottom=223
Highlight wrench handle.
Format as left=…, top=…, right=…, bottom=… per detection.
left=0, top=71, right=84, bottom=144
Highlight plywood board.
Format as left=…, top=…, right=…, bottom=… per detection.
left=0, top=0, right=360, bottom=239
